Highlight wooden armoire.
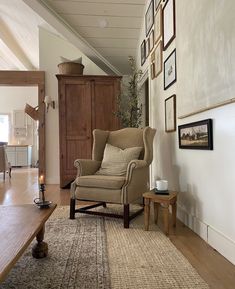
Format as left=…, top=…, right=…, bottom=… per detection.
left=56, top=75, right=121, bottom=188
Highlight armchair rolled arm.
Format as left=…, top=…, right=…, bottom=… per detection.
left=74, top=159, right=101, bottom=177
left=122, top=160, right=149, bottom=204
left=126, top=159, right=147, bottom=179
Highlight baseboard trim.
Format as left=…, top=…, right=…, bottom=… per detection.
left=207, top=226, right=235, bottom=265
left=177, top=203, right=235, bottom=265
left=177, top=203, right=208, bottom=241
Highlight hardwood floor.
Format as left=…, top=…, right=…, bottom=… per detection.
left=1, top=168, right=235, bottom=288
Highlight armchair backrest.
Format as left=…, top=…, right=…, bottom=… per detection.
left=92, top=127, right=156, bottom=165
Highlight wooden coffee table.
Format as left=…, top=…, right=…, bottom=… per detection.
left=0, top=204, right=57, bottom=282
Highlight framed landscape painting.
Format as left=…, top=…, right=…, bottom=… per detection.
left=178, top=119, right=213, bottom=150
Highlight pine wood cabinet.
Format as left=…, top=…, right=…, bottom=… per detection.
left=56, top=75, right=121, bottom=188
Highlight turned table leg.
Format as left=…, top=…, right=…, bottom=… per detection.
left=32, top=225, right=48, bottom=259
left=162, top=205, right=170, bottom=235
left=154, top=202, right=160, bottom=225
left=144, top=198, right=150, bottom=231
left=172, top=201, right=177, bottom=227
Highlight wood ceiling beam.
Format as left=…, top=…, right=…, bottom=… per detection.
left=22, top=0, right=122, bottom=76
left=0, top=19, right=36, bottom=71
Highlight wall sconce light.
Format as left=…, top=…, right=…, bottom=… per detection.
left=44, top=95, right=55, bottom=112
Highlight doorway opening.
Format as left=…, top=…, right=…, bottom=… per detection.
left=0, top=71, right=45, bottom=177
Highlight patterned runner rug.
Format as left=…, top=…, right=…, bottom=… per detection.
left=1, top=206, right=209, bottom=289
left=1, top=213, right=110, bottom=289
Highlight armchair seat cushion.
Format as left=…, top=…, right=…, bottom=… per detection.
left=75, top=175, right=126, bottom=189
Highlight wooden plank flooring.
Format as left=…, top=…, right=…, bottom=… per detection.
left=1, top=168, right=235, bottom=288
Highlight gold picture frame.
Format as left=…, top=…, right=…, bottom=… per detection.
left=154, top=40, right=163, bottom=77
left=154, top=4, right=163, bottom=44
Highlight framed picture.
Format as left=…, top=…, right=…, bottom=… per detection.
left=155, top=0, right=161, bottom=10
left=163, top=0, right=176, bottom=50
left=150, top=63, right=155, bottom=79
left=149, top=30, right=154, bottom=53
left=154, top=4, right=162, bottom=44
left=154, top=40, right=162, bottom=77
left=145, top=0, right=154, bottom=36
left=165, top=94, right=176, bottom=132
left=141, top=40, right=146, bottom=66
left=150, top=51, right=155, bottom=79
left=164, top=48, right=176, bottom=89
left=178, top=119, right=213, bottom=150
left=146, top=38, right=150, bottom=57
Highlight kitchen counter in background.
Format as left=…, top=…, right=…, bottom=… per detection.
left=6, top=145, right=32, bottom=167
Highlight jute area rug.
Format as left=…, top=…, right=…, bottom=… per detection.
left=1, top=206, right=209, bottom=289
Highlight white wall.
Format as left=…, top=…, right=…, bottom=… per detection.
left=137, top=0, right=235, bottom=265
left=39, top=28, right=106, bottom=184
left=0, top=86, right=38, bottom=164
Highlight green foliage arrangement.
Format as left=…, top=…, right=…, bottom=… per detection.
left=116, top=56, right=143, bottom=128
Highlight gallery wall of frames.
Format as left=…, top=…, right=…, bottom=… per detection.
left=141, top=0, right=177, bottom=134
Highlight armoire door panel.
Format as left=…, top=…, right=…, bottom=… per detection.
left=92, top=80, right=120, bottom=130
left=66, top=140, right=91, bottom=171
left=65, top=83, right=91, bottom=137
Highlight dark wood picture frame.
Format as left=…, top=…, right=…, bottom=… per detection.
left=163, top=0, right=176, bottom=50
left=146, top=37, right=150, bottom=57
left=164, top=48, right=176, bottom=90
left=178, top=119, right=213, bottom=150
left=165, top=94, right=176, bottom=132
left=141, top=39, right=146, bottom=66
left=150, top=50, right=155, bottom=79
left=145, top=0, right=154, bottom=36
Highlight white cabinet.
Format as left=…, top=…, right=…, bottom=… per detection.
left=13, top=110, right=27, bottom=137
left=5, top=145, right=32, bottom=167
left=13, top=110, right=26, bottom=128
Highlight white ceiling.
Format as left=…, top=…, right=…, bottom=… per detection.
left=0, top=0, right=57, bottom=70
left=0, top=0, right=145, bottom=74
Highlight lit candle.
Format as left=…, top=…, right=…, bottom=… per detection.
left=39, top=175, right=44, bottom=185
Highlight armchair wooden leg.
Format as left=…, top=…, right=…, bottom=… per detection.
left=9, top=167, right=11, bottom=178
left=70, top=198, right=76, bottom=219
left=124, top=204, right=130, bottom=229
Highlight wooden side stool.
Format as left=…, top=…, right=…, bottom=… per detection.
left=143, top=190, right=177, bottom=235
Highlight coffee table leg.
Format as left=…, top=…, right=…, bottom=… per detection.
left=144, top=198, right=150, bottom=231
left=32, top=225, right=48, bottom=259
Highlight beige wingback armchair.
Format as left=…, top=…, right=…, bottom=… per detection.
left=0, top=145, right=11, bottom=180
left=70, top=127, right=156, bottom=228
